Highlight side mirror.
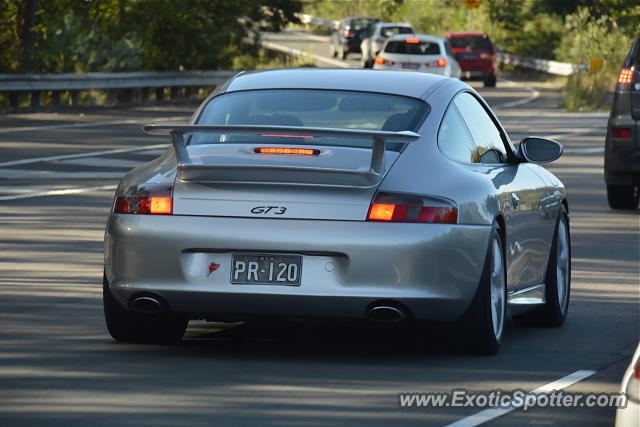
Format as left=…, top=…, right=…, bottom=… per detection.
left=517, top=137, right=563, bottom=163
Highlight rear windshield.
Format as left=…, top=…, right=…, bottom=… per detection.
left=193, top=89, right=428, bottom=147
left=349, top=19, right=377, bottom=31
left=384, top=41, right=441, bottom=55
left=448, top=36, right=493, bottom=50
left=380, top=26, right=413, bottom=38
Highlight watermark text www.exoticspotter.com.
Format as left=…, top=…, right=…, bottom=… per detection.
left=398, top=389, right=627, bottom=411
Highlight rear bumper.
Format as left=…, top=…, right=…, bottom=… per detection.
left=104, top=215, right=492, bottom=322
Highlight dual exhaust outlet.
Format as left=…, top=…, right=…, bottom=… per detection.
left=131, top=295, right=409, bottom=322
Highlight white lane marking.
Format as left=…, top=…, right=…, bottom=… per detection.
left=0, top=115, right=189, bottom=133
left=495, top=78, right=540, bottom=108
left=0, top=184, right=117, bottom=201
left=0, top=168, right=125, bottom=179
left=0, top=143, right=168, bottom=167
left=444, top=370, right=597, bottom=427
left=564, top=147, right=604, bottom=154
left=262, top=40, right=352, bottom=68
left=57, top=157, right=145, bottom=168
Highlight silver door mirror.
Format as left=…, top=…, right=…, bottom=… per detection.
left=517, top=137, right=563, bottom=163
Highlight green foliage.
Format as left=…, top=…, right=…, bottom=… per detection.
left=0, top=0, right=302, bottom=73
left=556, top=7, right=631, bottom=110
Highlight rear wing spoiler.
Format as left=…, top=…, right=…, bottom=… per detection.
left=142, top=124, right=420, bottom=187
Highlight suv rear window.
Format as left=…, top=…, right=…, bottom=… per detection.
left=448, top=36, right=493, bottom=50
left=380, top=26, right=413, bottom=38
left=349, top=19, right=377, bottom=31
left=193, top=89, right=429, bottom=147
left=384, top=41, right=440, bottom=55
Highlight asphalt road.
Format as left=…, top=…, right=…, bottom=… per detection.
left=0, top=31, right=638, bottom=427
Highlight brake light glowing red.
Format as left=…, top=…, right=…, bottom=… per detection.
left=405, top=37, right=420, bottom=44
left=254, top=147, right=320, bottom=155
left=367, top=193, right=458, bottom=224
left=375, top=56, right=386, bottom=65
left=618, top=68, right=634, bottom=84
left=114, top=196, right=173, bottom=215
left=611, top=128, right=632, bottom=139
left=261, top=134, right=314, bottom=138
left=437, top=57, right=447, bottom=67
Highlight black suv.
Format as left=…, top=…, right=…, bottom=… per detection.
left=331, top=17, right=379, bottom=60
left=605, top=34, right=640, bottom=209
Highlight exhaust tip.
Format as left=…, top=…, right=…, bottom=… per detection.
left=367, top=305, right=407, bottom=322
left=130, top=296, right=164, bottom=314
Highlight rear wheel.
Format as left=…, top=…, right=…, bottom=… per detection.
left=513, top=207, right=571, bottom=327
left=330, top=43, right=337, bottom=58
left=339, top=45, right=348, bottom=60
left=484, top=75, right=497, bottom=87
left=607, top=184, right=639, bottom=209
left=456, top=225, right=506, bottom=355
left=103, top=274, right=188, bottom=343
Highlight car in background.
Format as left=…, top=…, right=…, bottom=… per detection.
left=331, top=17, right=380, bottom=59
left=605, top=34, right=640, bottom=209
left=360, top=22, right=414, bottom=68
left=445, top=32, right=498, bottom=87
left=103, top=68, right=570, bottom=355
left=615, top=342, right=640, bottom=426
left=373, top=34, right=461, bottom=79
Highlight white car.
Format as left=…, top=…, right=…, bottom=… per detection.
left=360, top=22, right=414, bottom=68
left=615, top=342, right=640, bottom=426
left=373, top=34, right=461, bottom=79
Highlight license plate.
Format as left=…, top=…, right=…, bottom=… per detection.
left=231, top=254, right=302, bottom=285
left=402, top=63, right=419, bottom=69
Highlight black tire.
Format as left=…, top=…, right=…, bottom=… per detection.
left=330, top=44, right=337, bottom=58
left=456, top=224, right=506, bottom=355
left=513, top=207, right=571, bottom=327
left=607, top=184, right=639, bottom=210
left=484, top=75, right=497, bottom=87
left=103, top=273, right=188, bottom=343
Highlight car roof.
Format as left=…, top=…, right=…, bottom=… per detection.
left=445, top=32, right=488, bottom=38
left=386, top=34, right=444, bottom=43
left=223, top=68, right=448, bottom=99
left=375, top=22, right=412, bottom=27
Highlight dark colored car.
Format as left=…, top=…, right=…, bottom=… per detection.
left=445, top=32, right=497, bottom=87
left=605, top=34, right=640, bottom=209
left=331, top=17, right=380, bottom=60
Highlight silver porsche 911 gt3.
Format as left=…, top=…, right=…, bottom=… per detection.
left=103, top=68, right=570, bottom=354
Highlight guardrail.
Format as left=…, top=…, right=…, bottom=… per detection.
left=498, top=53, right=588, bottom=76
left=0, top=70, right=237, bottom=108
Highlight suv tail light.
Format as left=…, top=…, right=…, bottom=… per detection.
left=610, top=127, right=632, bottom=140
left=426, top=58, right=447, bottom=68
left=618, top=67, right=634, bottom=85
left=375, top=56, right=395, bottom=65
left=113, top=184, right=173, bottom=215
left=367, top=192, right=457, bottom=224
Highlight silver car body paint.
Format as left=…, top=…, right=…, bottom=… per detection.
left=104, top=68, right=566, bottom=321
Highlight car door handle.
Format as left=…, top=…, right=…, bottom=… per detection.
left=511, top=193, right=520, bottom=210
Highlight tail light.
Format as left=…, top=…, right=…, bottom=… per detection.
left=610, top=127, right=632, bottom=140
left=113, top=184, right=173, bottom=215
left=405, top=37, right=420, bottom=44
left=344, top=30, right=355, bottom=38
left=375, top=55, right=386, bottom=65
left=367, top=192, right=457, bottom=224
left=426, top=58, right=447, bottom=68
left=254, top=147, right=320, bottom=155
left=618, top=67, right=634, bottom=85
left=375, top=38, right=385, bottom=44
